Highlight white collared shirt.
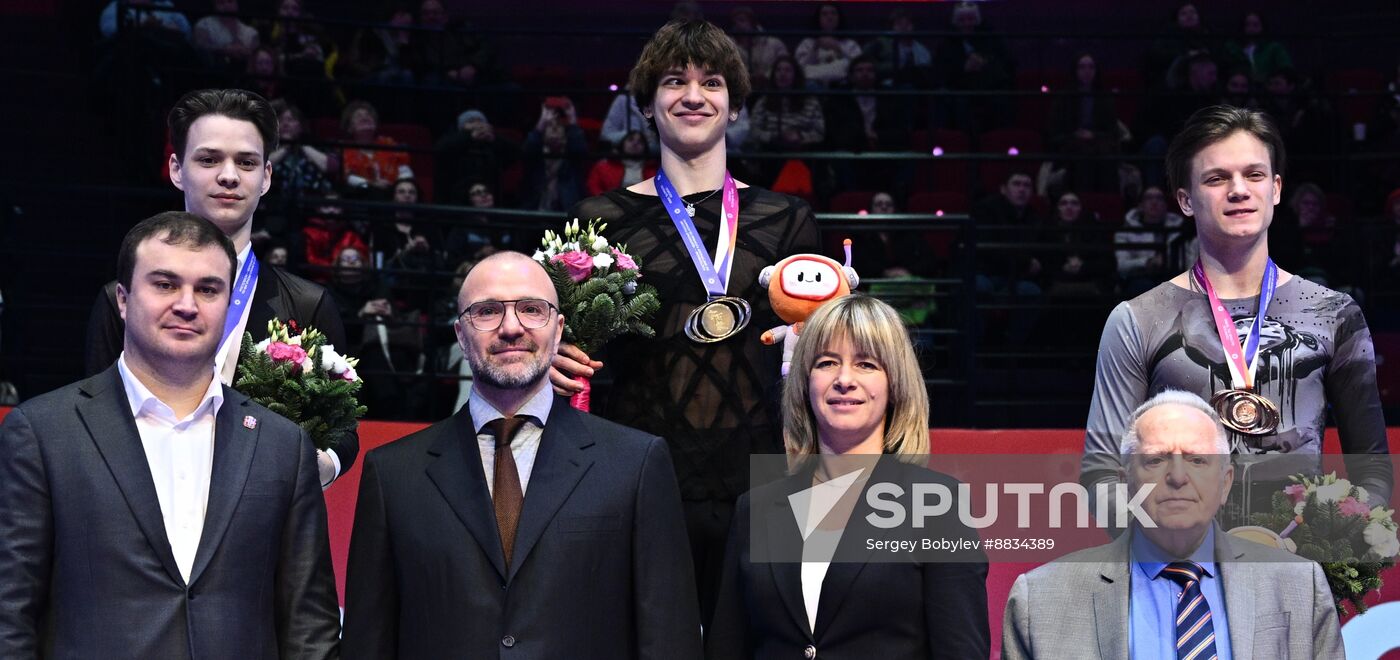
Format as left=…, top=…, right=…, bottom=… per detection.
left=468, top=384, right=554, bottom=497
left=118, top=354, right=223, bottom=583
left=796, top=468, right=866, bottom=633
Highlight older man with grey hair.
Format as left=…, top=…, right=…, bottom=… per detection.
left=1003, top=390, right=1345, bottom=660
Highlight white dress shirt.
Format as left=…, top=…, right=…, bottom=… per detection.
left=795, top=468, right=866, bottom=633
left=118, top=354, right=223, bottom=583
left=468, top=384, right=554, bottom=497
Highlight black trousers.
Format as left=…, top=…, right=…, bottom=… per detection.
left=683, top=497, right=735, bottom=629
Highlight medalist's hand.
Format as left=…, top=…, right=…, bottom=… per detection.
left=549, top=342, right=603, bottom=396
left=316, top=449, right=336, bottom=489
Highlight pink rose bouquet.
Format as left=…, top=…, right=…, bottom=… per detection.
left=533, top=218, right=660, bottom=410
left=236, top=319, right=367, bottom=450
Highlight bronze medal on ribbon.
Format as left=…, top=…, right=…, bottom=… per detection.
left=685, top=296, right=752, bottom=343
left=1209, top=388, right=1280, bottom=436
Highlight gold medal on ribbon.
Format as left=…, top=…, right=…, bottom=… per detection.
left=684, top=296, right=752, bottom=343
left=1209, top=388, right=1280, bottom=436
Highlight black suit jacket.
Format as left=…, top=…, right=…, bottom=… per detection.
left=706, top=458, right=990, bottom=660
left=0, top=367, right=341, bottom=659
left=822, top=90, right=914, bottom=152
left=343, top=398, right=703, bottom=660
left=84, top=265, right=358, bottom=471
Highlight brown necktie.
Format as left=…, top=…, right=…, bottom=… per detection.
left=486, top=416, right=526, bottom=565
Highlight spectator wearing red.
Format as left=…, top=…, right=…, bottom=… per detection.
left=302, top=194, right=370, bottom=282
left=587, top=130, right=657, bottom=196
left=340, top=100, right=413, bottom=194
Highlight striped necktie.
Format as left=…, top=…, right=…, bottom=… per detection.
left=1160, top=561, right=1218, bottom=660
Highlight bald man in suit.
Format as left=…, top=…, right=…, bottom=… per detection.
left=344, top=252, right=702, bottom=659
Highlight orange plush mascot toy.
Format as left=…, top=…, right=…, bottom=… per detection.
left=758, top=239, right=859, bottom=376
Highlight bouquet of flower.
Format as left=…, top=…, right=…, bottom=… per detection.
left=533, top=218, right=659, bottom=410
left=1247, top=472, right=1399, bottom=616
left=235, top=319, right=367, bottom=451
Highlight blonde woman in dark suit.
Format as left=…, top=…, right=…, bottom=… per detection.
left=706, top=295, right=989, bottom=660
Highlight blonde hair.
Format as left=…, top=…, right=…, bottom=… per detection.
left=782, top=295, right=929, bottom=470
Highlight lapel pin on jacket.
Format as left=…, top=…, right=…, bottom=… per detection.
left=243, top=415, right=258, bottom=429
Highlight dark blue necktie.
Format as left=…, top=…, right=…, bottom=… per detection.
left=1160, top=561, right=1218, bottom=660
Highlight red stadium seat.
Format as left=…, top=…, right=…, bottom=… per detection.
left=1101, top=68, right=1143, bottom=127
left=493, top=127, right=524, bottom=145
left=978, top=128, right=1043, bottom=195
left=1013, top=68, right=1070, bottom=131
left=311, top=116, right=341, bottom=141
left=579, top=68, right=632, bottom=119
left=499, top=161, right=525, bottom=204
left=1076, top=191, right=1126, bottom=225
left=912, top=129, right=971, bottom=193
left=907, top=192, right=969, bottom=260
left=379, top=123, right=432, bottom=148
left=828, top=190, right=876, bottom=213
left=1326, top=192, right=1354, bottom=223
left=511, top=64, right=574, bottom=88
left=1327, top=68, right=1386, bottom=126
left=907, top=191, right=969, bottom=215
left=576, top=117, right=603, bottom=150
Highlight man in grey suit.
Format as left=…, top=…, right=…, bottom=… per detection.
left=343, top=251, right=702, bottom=659
left=0, top=212, right=340, bottom=659
left=1003, top=390, right=1344, bottom=660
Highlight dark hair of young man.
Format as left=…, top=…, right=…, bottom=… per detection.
left=117, top=211, right=238, bottom=290
left=1164, top=104, right=1286, bottom=194
left=627, top=19, right=752, bottom=118
left=168, top=88, right=279, bottom=160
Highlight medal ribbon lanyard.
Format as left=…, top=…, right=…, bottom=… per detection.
left=218, top=254, right=261, bottom=356
left=1191, top=258, right=1277, bottom=390
left=655, top=169, right=739, bottom=298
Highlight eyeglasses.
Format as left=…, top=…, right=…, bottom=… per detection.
left=458, top=298, right=558, bottom=331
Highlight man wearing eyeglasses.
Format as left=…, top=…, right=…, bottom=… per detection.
left=343, top=251, right=703, bottom=660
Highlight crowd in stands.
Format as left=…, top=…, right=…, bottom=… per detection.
left=92, top=0, right=1400, bottom=416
